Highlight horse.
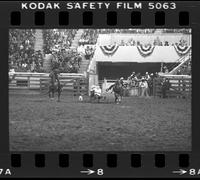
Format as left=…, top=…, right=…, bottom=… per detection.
left=48, top=71, right=63, bottom=102
left=106, top=80, right=126, bottom=104
left=48, top=82, right=64, bottom=102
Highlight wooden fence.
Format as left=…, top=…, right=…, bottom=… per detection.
left=153, top=77, right=191, bottom=98
left=40, top=77, right=88, bottom=96
left=9, top=72, right=88, bottom=96
left=9, top=73, right=191, bottom=98
left=99, top=77, right=191, bottom=98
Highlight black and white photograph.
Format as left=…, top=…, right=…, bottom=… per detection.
left=9, top=28, right=191, bottom=151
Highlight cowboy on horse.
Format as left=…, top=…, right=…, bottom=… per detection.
left=106, top=77, right=126, bottom=91
left=48, top=68, right=62, bottom=101
left=49, top=68, right=60, bottom=87
left=106, top=77, right=126, bottom=103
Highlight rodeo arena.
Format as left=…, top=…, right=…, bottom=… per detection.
left=9, top=29, right=191, bottom=151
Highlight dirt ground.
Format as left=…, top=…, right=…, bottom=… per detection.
left=9, top=92, right=191, bottom=151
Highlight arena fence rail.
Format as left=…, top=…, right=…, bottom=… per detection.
left=153, top=76, right=191, bottom=98
left=9, top=72, right=89, bottom=96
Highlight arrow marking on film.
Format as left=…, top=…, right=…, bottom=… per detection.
left=172, top=169, right=187, bottom=175
left=80, top=169, right=95, bottom=175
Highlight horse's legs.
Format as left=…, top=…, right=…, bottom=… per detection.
left=52, top=89, right=54, bottom=99
left=114, top=93, right=118, bottom=103
left=57, top=90, right=61, bottom=102
left=119, top=96, right=122, bottom=103
left=118, top=93, right=122, bottom=103
left=90, top=91, right=94, bottom=103
left=48, top=86, right=52, bottom=98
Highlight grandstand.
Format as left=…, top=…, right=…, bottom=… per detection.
left=9, top=29, right=191, bottom=95
left=9, top=28, right=191, bottom=73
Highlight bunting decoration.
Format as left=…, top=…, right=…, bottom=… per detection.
left=100, top=45, right=119, bottom=56
left=137, top=44, right=155, bottom=57
left=174, top=44, right=191, bottom=56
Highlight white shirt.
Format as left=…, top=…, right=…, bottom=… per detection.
left=140, top=81, right=148, bottom=88
left=91, top=85, right=102, bottom=96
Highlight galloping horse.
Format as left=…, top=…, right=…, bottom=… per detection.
left=48, top=70, right=63, bottom=102
left=106, top=80, right=126, bottom=104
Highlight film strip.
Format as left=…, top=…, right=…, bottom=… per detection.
left=0, top=0, right=200, bottom=178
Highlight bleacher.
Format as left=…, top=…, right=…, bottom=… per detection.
left=9, top=29, right=36, bottom=72
left=43, top=29, right=77, bottom=54
left=9, top=29, right=191, bottom=76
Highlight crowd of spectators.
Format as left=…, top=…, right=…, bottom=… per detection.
left=78, top=29, right=156, bottom=45
left=110, top=37, right=189, bottom=46
left=119, top=66, right=190, bottom=98
left=176, top=61, right=191, bottom=75
left=50, top=49, right=82, bottom=73
left=153, top=37, right=189, bottom=46
left=9, top=29, right=43, bottom=72
left=84, top=46, right=95, bottom=60
left=9, top=28, right=191, bottom=73
left=98, top=29, right=190, bottom=34
left=42, top=29, right=82, bottom=73
left=98, top=29, right=156, bottom=34
left=77, top=45, right=95, bottom=60
left=77, top=29, right=190, bottom=47
left=124, top=67, right=191, bottom=98
left=43, top=29, right=77, bottom=54
left=9, top=29, right=80, bottom=73
left=161, top=58, right=191, bottom=76
left=126, top=59, right=191, bottom=97
left=126, top=71, right=181, bottom=98
left=163, top=29, right=191, bottom=34
left=79, top=29, right=98, bottom=45
left=116, top=71, right=157, bottom=97
left=31, top=50, right=44, bottom=72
